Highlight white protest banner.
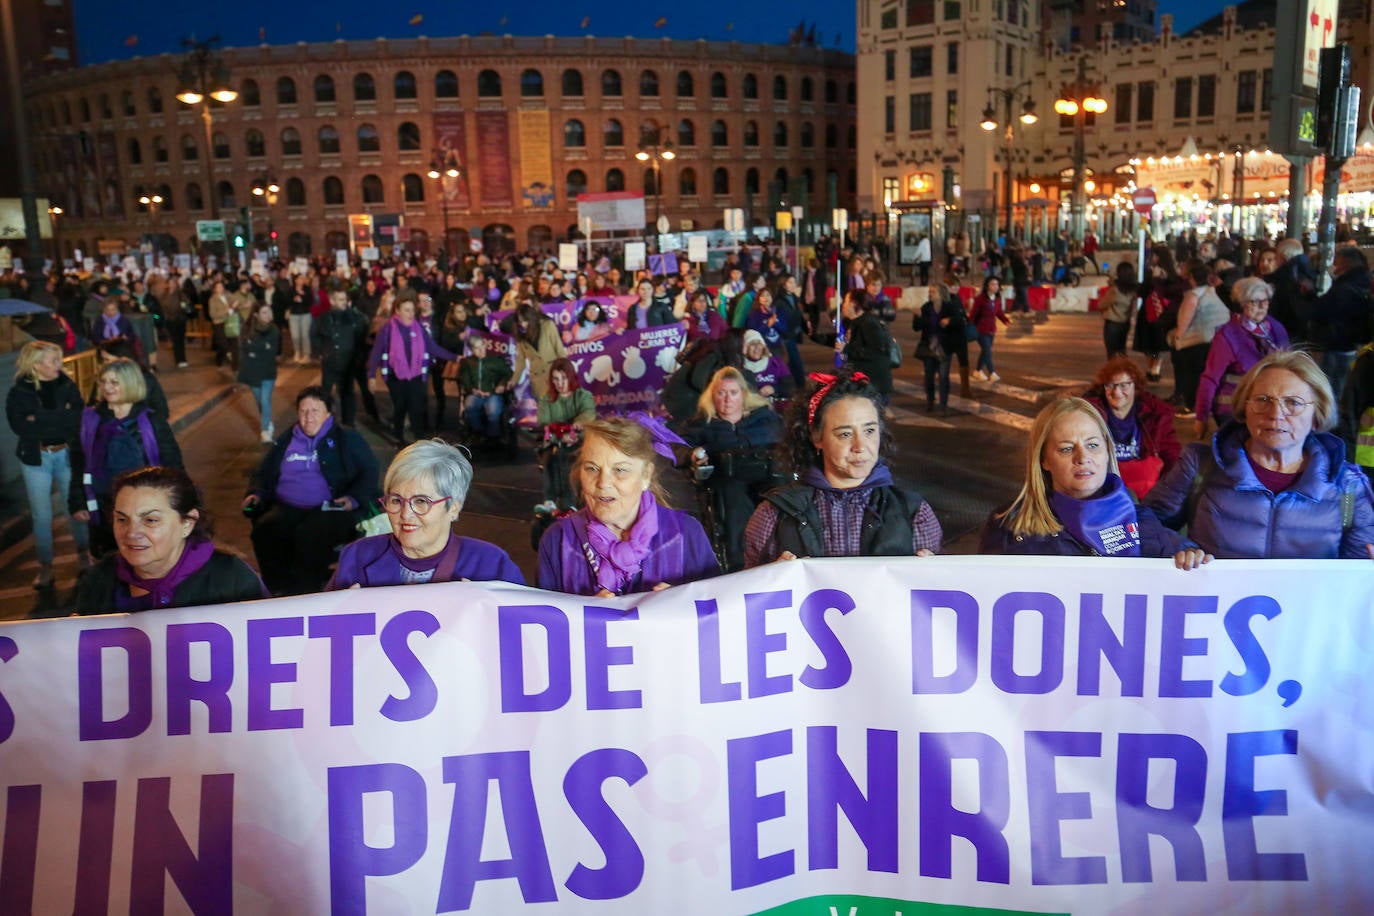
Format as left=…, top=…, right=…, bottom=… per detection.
left=624, top=241, right=646, bottom=272
left=688, top=234, right=709, bottom=263
left=558, top=243, right=579, bottom=271
left=1, top=557, right=1371, bottom=913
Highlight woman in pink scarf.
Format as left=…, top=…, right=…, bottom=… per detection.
left=367, top=299, right=458, bottom=444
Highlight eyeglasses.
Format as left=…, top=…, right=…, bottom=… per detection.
left=1243, top=297, right=1271, bottom=306
left=1103, top=381, right=1135, bottom=392
left=377, top=494, right=453, bottom=516
left=1247, top=395, right=1312, bottom=415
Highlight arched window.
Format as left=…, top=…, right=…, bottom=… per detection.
left=59, top=100, right=70, bottom=125
left=639, top=70, right=659, bottom=97
left=323, top=176, right=344, bottom=205
left=800, top=122, right=814, bottom=148
left=677, top=119, right=695, bottom=147
left=277, top=77, right=297, bottom=105
left=605, top=168, right=625, bottom=192
left=216, top=180, right=236, bottom=210
left=361, top=174, right=384, bottom=204
left=604, top=119, right=623, bottom=147
left=676, top=71, right=694, bottom=97
left=121, top=90, right=136, bottom=116
left=286, top=177, right=306, bottom=206
left=402, top=173, right=425, bottom=202
left=562, top=68, right=583, bottom=97
left=824, top=79, right=838, bottom=104
left=185, top=182, right=204, bottom=211
left=317, top=126, right=339, bottom=155
left=98, top=94, right=111, bottom=119
left=357, top=124, right=380, bottom=153
left=240, top=79, right=260, bottom=107
left=602, top=69, right=622, bottom=97
left=773, top=75, right=788, bottom=100
left=710, top=72, right=727, bottom=98
left=157, top=183, right=174, bottom=210
left=563, top=119, right=585, bottom=147
left=126, top=138, right=142, bottom=164
left=774, top=167, right=789, bottom=188
left=435, top=70, right=458, bottom=98
left=213, top=132, right=231, bottom=159
left=678, top=167, right=697, bottom=197
left=314, top=75, right=336, bottom=103
left=79, top=98, right=90, bottom=122
left=153, top=136, right=168, bottom=163
left=643, top=167, right=658, bottom=196
left=566, top=169, right=588, bottom=198
left=354, top=73, right=376, bottom=102
left=711, top=120, right=728, bottom=147
left=743, top=74, right=758, bottom=99
left=397, top=122, right=421, bottom=151
left=743, top=121, right=758, bottom=147
left=244, top=129, right=265, bottom=158
left=181, top=134, right=198, bottom=161
left=638, top=120, right=661, bottom=147
left=773, top=122, right=788, bottom=147
left=802, top=168, right=815, bottom=201
left=847, top=83, right=856, bottom=104
left=477, top=70, right=502, bottom=97
left=800, top=77, right=814, bottom=102
left=713, top=167, right=729, bottom=195
left=745, top=168, right=759, bottom=194
left=280, top=127, right=301, bottom=156
left=394, top=71, right=417, bottom=100
left=521, top=69, right=544, bottom=97
left=825, top=124, right=837, bottom=149
left=146, top=88, right=162, bottom=114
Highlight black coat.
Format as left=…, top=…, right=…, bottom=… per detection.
left=74, top=549, right=266, bottom=615
left=238, top=325, right=280, bottom=386
left=6, top=373, right=85, bottom=466
left=311, top=307, right=369, bottom=368
left=844, top=310, right=894, bottom=394
left=248, top=422, right=380, bottom=521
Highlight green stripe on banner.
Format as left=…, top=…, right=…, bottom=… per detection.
left=751, top=895, right=1068, bottom=916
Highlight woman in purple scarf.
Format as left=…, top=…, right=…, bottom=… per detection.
left=538, top=416, right=719, bottom=596
left=368, top=299, right=458, bottom=445
left=1194, top=276, right=1289, bottom=438
left=73, top=466, right=266, bottom=614
left=978, top=397, right=1203, bottom=565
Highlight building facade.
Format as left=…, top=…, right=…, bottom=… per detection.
left=21, top=34, right=856, bottom=260
left=0, top=0, right=77, bottom=200
left=857, top=0, right=1374, bottom=244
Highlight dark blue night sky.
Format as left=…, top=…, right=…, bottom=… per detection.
left=73, top=0, right=1230, bottom=66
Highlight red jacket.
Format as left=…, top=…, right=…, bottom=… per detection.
left=1084, top=388, right=1182, bottom=471
left=970, top=293, right=1010, bottom=334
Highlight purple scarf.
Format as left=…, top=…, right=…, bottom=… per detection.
left=113, top=537, right=216, bottom=611
left=1242, top=317, right=1279, bottom=355
left=386, top=318, right=426, bottom=379
left=1047, top=474, right=1142, bottom=557
left=581, top=490, right=660, bottom=594
left=101, top=313, right=122, bottom=340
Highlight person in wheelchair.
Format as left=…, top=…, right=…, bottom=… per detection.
left=677, top=366, right=785, bottom=571
left=456, top=333, right=513, bottom=447
left=535, top=357, right=597, bottom=514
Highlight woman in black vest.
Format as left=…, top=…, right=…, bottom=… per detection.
left=742, top=368, right=942, bottom=566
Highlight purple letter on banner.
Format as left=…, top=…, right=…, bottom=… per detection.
left=563, top=748, right=649, bottom=900
left=990, top=592, right=1066, bottom=695
left=727, top=729, right=795, bottom=890
left=584, top=606, right=642, bottom=710
left=806, top=726, right=899, bottom=873
left=498, top=605, right=572, bottom=713
left=309, top=613, right=377, bottom=727
left=1076, top=593, right=1147, bottom=697
left=696, top=598, right=742, bottom=704
left=166, top=622, right=235, bottom=736
left=1222, top=730, right=1306, bottom=880
left=129, top=775, right=234, bottom=915
left=1116, top=732, right=1208, bottom=882
left=247, top=617, right=304, bottom=731
left=379, top=610, right=439, bottom=722
left=327, top=763, right=428, bottom=913
left=910, top=589, right=979, bottom=695
left=438, top=751, right=558, bottom=908
left=1025, top=730, right=1107, bottom=885
left=1160, top=595, right=1217, bottom=698
left=918, top=732, right=1010, bottom=883
left=78, top=627, right=152, bottom=741
left=745, top=590, right=793, bottom=698
left=797, top=589, right=856, bottom=691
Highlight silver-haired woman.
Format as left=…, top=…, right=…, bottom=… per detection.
left=328, top=438, right=524, bottom=587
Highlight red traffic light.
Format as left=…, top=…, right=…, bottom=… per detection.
left=269, top=230, right=278, bottom=240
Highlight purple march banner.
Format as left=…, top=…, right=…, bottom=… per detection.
left=566, top=324, right=686, bottom=415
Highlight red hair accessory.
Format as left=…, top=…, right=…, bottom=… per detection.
left=807, top=371, right=868, bottom=427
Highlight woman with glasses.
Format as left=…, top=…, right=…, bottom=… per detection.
left=1083, top=356, right=1181, bottom=499
left=1193, top=276, right=1289, bottom=439
left=1145, top=350, right=1374, bottom=560
left=329, top=439, right=524, bottom=588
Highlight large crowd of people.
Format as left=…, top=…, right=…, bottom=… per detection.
left=3, top=224, right=1373, bottom=617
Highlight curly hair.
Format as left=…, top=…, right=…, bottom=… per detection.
left=545, top=357, right=582, bottom=399
left=780, top=368, right=892, bottom=474
left=1092, top=355, right=1148, bottom=390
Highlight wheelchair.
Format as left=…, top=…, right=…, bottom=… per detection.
left=451, top=382, right=520, bottom=460
left=686, top=446, right=789, bottom=573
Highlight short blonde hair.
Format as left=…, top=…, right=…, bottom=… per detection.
left=697, top=366, right=770, bottom=421
left=1231, top=350, right=1335, bottom=433
left=14, top=341, right=63, bottom=383
left=1001, top=397, right=1120, bottom=538
left=98, top=357, right=147, bottom=405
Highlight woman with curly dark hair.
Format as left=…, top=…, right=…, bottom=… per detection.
left=742, top=368, right=942, bottom=566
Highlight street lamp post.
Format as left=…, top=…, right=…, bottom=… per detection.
left=426, top=150, right=460, bottom=263
left=251, top=174, right=279, bottom=256
left=176, top=36, right=237, bottom=223
left=46, top=206, right=61, bottom=263
left=635, top=135, right=675, bottom=252
left=1054, top=58, right=1107, bottom=244
left=980, top=82, right=1038, bottom=242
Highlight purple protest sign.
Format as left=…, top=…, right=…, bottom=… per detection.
left=566, top=324, right=686, bottom=416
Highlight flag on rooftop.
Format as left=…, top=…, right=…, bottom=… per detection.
left=654, top=16, right=667, bottom=28
left=124, top=35, right=138, bottom=47
left=580, top=16, right=590, bottom=28
left=259, top=27, right=266, bottom=41
left=409, top=13, right=423, bottom=25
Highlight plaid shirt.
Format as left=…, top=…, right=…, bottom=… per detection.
left=743, top=480, right=942, bottom=567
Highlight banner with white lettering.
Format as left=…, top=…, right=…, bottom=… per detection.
left=1, top=557, right=1371, bottom=913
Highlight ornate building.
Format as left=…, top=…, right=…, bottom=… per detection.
left=21, top=34, right=856, bottom=259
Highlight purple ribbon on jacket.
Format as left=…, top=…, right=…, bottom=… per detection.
left=623, top=411, right=687, bottom=460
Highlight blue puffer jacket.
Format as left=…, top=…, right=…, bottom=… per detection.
left=1144, top=421, right=1374, bottom=559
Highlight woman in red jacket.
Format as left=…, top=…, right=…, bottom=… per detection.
left=969, top=276, right=1011, bottom=383
left=1082, top=356, right=1182, bottom=499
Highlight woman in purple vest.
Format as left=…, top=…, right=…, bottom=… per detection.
left=69, top=358, right=182, bottom=557
left=367, top=298, right=458, bottom=445
left=329, top=438, right=524, bottom=588
left=538, top=416, right=719, bottom=596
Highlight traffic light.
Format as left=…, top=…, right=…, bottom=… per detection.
left=233, top=224, right=247, bottom=248
left=269, top=229, right=278, bottom=241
